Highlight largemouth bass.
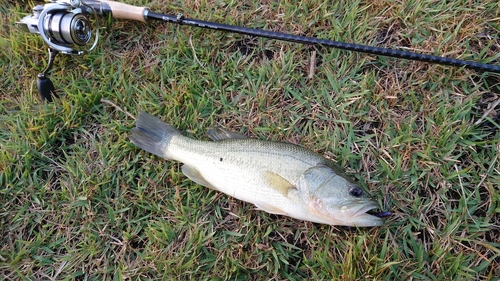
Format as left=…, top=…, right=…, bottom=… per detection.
left=130, top=112, right=387, bottom=227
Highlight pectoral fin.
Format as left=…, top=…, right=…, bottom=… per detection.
left=181, top=165, right=217, bottom=190
left=254, top=201, right=287, bottom=215
left=263, top=171, right=297, bottom=197
left=207, top=127, right=248, bottom=141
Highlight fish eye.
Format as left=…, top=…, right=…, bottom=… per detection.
left=349, top=187, right=363, bottom=197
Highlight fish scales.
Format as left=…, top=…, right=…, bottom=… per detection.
left=166, top=136, right=323, bottom=206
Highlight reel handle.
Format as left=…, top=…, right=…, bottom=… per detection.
left=38, top=76, right=57, bottom=102
left=37, top=48, right=59, bottom=102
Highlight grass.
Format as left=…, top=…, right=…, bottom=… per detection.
left=1, top=0, right=500, bottom=279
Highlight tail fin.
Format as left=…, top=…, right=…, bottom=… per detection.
left=130, top=111, right=181, bottom=159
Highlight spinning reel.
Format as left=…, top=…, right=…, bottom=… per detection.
left=17, top=0, right=99, bottom=101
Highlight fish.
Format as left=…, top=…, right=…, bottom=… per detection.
left=130, top=112, right=388, bottom=227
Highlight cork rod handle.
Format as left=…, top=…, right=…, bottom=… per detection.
left=99, top=0, right=148, bottom=23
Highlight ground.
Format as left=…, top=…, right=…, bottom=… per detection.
left=1, top=0, right=499, bottom=280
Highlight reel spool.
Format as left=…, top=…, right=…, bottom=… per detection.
left=18, top=0, right=98, bottom=55
left=41, top=9, right=92, bottom=52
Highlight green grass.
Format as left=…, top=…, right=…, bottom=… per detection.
left=1, top=0, right=500, bottom=280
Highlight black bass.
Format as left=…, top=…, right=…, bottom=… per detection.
left=130, top=112, right=387, bottom=227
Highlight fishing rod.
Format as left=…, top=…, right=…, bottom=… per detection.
left=17, top=0, right=500, bottom=102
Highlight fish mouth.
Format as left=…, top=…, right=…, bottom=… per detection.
left=340, top=200, right=390, bottom=227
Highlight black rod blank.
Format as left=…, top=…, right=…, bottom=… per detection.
left=146, top=11, right=500, bottom=74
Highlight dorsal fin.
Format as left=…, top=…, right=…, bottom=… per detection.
left=206, top=127, right=248, bottom=141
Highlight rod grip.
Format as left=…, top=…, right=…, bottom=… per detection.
left=99, top=0, right=148, bottom=22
